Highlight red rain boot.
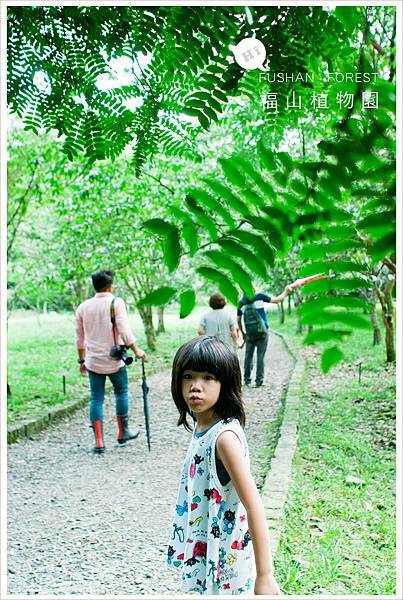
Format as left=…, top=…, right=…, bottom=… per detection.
left=92, top=419, right=105, bottom=454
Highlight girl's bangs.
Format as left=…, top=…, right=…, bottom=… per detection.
left=181, top=337, right=226, bottom=377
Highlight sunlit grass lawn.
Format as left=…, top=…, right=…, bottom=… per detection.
left=7, top=306, right=206, bottom=425
left=272, top=312, right=396, bottom=595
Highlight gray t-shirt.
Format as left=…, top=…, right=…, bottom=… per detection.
left=199, top=308, right=237, bottom=346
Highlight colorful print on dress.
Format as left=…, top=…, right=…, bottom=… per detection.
left=190, top=453, right=204, bottom=478
left=204, top=487, right=222, bottom=504
left=176, top=500, right=188, bottom=516
left=231, top=530, right=251, bottom=551
left=222, top=509, right=236, bottom=534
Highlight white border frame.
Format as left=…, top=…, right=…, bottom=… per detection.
left=1, top=2, right=401, bottom=600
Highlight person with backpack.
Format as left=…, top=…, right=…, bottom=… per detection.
left=237, top=287, right=292, bottom=387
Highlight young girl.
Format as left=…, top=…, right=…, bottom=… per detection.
left=167, top=336, right=280, bottom=596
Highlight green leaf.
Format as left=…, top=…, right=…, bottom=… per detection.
left=369, top=232, right=395, bottom=260
left=202, top=178, right=251, bottom=217
left=300, top=276, right=371, bottom=295
left=196, top=267, right=239, bottom=305
left=324, top=224, right=357, bottom=239
left=328, top=208, right=352, bottom=223
left=334, top=7, right=361, bottom=35
left=230, top=230, right=275, bottom=266
left=185, top=196, right=218, bottom=239
left=299, top=260, right=366, bottom=277
left=290, top=178, right=308, bottom=197
left=138, top=286, right=176, bottom=307
left=242, top=188, right=265, bottom=207
left=317, top=176, right=341, bottom=201
left=303, top=329, right=352, bottom=345
left=142, top=218, right=175, bottom=236
left=217, top=239, right=268, bottom=280
left=272, top=171, right=288, bottom=188
left=219, top=158, right=247, bottom=188
left=206, top=95, right=223, bottom=113
left=204, top=250, right=254, bottom=299
left=197, top=112, right=210, bottom=130
left=299, top=239, right=362, bottom=260
left=257, top=140, right=278, bottom=171
left=299, top=296, right=369, bottom=317
left=212, top=89, right=228, bottom=102
left=181, top=108, right=209, bottom=129
left=163, top=229, right=181, bottom=273
left=179, top=289, right=196, bottom=318
left=277, top=152, right=293, bottom=171
left=235, top=156, right=274, bottom=197
left=170, top=206, right=193, bottom=225
left=247, top=216, right=286, bottom=252
left=321, top=346, right=344, bottom=374
left=182, top=223, right=198, bottom=257
left=203, top=105, right=218, bottom=122
left=301, top=310, right=371, bottom=330
left=261, top=206, right=294, bottom=235
left=358, top=211, right=395, bottom=233
left=311, top=190, right=335, bottom=210
left=187, top=188, right=236, bottom=228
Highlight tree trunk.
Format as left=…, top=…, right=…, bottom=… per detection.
left=383, top=314, right=395, bottom=362
left=287, top=294, right=292, bottom=315
left=138, top=306, right=156, bottom=350
left=278, top=301, right=285, bottom=324
left=157, top=305, right=166, bottom=334
left=36, top=299, right=42, bottom=327
left=294, top=289, right=303, bottom=334
left=370, top=307, right=381, bottom=345
left=374, top=276, right=395, bottom=363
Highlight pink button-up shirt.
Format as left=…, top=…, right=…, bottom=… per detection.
left=75, top=292, right=136, bottom=374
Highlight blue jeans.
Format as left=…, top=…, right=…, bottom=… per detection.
left=88, top=366, right=129, bottom=422
left=244, top=332, right=269, bottom=384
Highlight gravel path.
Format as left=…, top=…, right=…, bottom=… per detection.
left=7, top=333, right=294, bottom=595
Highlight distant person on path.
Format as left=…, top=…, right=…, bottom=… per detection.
left=198, top=292, right=238, bottom=350
left=238, top=286, right=292, bottom=387
left=75, top=269, right=146, bottom=454
left=167, top=336, right=281, bottom=596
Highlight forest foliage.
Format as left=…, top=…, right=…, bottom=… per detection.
left=7, top=5, right=396, bottom=368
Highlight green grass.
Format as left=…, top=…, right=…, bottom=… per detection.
left=7, top=307, right=204, bottom=425
left=271, top=312, right=396, bottom=595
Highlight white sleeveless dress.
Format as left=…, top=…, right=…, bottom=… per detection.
left=167, top=419, right=256, bottom=595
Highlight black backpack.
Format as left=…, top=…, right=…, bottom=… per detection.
left=243, top=303, right=266, bottom=336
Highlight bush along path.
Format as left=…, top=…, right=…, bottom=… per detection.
left=7, top=333, right=294, bottom=596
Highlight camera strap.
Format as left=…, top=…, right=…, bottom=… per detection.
left=110, top=298, right=118, bottom=345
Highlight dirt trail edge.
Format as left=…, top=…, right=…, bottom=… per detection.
left=7, top=333, right=294, bottom=595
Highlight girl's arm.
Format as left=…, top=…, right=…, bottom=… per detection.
left=216, top=431, right=281, bottom=596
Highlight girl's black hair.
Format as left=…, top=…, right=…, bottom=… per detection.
left=171, top=336, right=245, bottom=431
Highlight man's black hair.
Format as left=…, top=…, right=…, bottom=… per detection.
left=91, top=270, right=114, bottom=292
left=171, top=336, right=245, bottom=431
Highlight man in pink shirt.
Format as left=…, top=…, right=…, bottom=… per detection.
left=76, top=270, right=146, bottom=453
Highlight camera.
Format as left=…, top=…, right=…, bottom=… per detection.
left=110, top=344, right=133, bottom=365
